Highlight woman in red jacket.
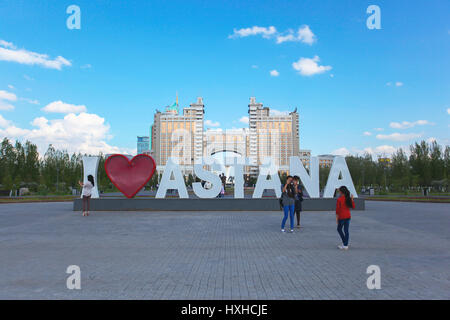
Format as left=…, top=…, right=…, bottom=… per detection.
left=336, top=186, right=355, bottom=250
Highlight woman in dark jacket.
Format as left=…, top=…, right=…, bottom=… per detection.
left=293, top=176, right=303, bottom=228
left=281, top=176, right=297, bottom=233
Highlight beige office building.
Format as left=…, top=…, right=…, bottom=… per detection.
left=151, top=97, right=300, bottom=176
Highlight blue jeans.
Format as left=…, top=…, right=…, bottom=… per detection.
left=337, top=218, right=351, bottom=246
left=282, top=205, right=295, bottom=230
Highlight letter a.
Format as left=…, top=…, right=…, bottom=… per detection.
left=66, top=5, right=81, bottom=30
left=66, top=265, right=81, bottom=290
left=323, top=156, right=358, bottom=198
left=366, top=5, right=381, bottom=30
left=156, top=157, right=188, bottom=198
left=366, top=265, right=381, bottom=289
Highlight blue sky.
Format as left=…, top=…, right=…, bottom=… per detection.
left=0, top=0, right=448, bottom=156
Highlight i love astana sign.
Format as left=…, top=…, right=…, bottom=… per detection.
left=84, top=154, right=358, bottom=199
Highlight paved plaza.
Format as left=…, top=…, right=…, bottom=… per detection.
left=0, top=201, right=449, bottom=299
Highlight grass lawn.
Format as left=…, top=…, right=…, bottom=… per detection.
left=0, top=196, right=76, bottom=203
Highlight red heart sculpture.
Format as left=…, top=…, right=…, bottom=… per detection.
left=104, top=154, right=156, bottom=198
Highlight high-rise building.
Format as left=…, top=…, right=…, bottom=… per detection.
left=151, top=96, right=300, bottom=176
left=248, top=97, right=299, bottom=174
left=152, top=97, right=204, bottom=174
left=137, top=136, right=150, bottom=154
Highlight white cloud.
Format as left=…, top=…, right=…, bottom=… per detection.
left=389, top=120, right=434, bottom=129
left=363, top=131, right=372, bottom=136
left=0, top=114, right=11, bottom=127
left=0, top=90, right=17, bottom=111
left=24, top=75, right=34, bottom=81
left=229, top=25, right=316, bottom=45
left=386, top=81, right=403, bottom=87
left=333, top=145, right=398, bottom=158
left=239, top=116, right=249, bottom=124
left=0, top=90, right=17, bottom=102
left=0, top=40, right=15, bottom=49
left=20, top=98, right=40, bottom=105
left=0, top=102, right=15, bottom=111
left=228, top=26, right=277, bottom=39
left=0, top=40, right=71, bottom=70
left=0, top=113, right=131, bottom=155
left=292, top=55, right=331, bottom=76
left=374, top=127, right=384, bottom=131
left=364, top=145, right=397, bottom=156
left=42, top=101, right=87, bottom=114
left=376, top=132, right=422, bottom=142
left=251, top=65, right=258, bottom=69
left=205, top=119, right=221, bottom=127
left=7, top=84, right=14, bottom=90
left=80, top=64, right=91, bottom=69
left=276, top=25, right=316, bottom=45
left=447, top=108, right=450, bottom=115
left=427, top=137, right=436, bottom=143
left=332, top=147, right=350, bottom=156
left=270, top=69, right=279, bottom=77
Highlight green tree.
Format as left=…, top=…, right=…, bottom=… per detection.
left=409, top=141, right=431, bottom=186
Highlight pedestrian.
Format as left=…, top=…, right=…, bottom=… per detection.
left=293, top=176, right=303, bottom=228
left=281, top=175, right=297, bottom=233
left=78, top=175, right=95, bottom=217
left=336, top=186, right=355, bottom=250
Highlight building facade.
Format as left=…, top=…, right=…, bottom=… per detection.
left=151, top=97, right=300, bottom=176
left=137, top=136, right=150, bottom=154
left=317, top=154, right=335, bottom=168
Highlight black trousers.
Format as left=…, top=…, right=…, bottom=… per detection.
left=294, top=200, right=302, bottom=225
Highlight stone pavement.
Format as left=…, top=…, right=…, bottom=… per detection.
left=0, top=201, right=449, bottom=299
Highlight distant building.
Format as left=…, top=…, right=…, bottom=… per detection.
left=137, top=136, right=150, bottom=154
left=248, top=97, right=300, bottom=174
left=317, top=154, right=335, bottom=168
left=299, top=149, right=311, bottom=168
left=152, top=97, right=204, bottom=174
left=150, top=96, right=300, bottom=176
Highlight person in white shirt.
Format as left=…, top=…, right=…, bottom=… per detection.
left=78, top=175, right=95, bottom=216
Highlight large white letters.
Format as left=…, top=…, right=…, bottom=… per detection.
left=82, top=156, right=100, bottom=198
left=323, top=156, right=358, bottom=198
left=98, top=154, right=357, bottom=199
left=253, top=157, right=281, bottom=198
left=155, top=157, right=189, bottom=198
left=289, top=156, right=319, bottom=198
left=229, top=157, right=245, bottom=199
left=192, top=157, right=222, bottom=198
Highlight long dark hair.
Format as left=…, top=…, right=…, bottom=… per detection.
left=339, top=186, right=352, bottom=208
left=87, top=175, right=95, bottom=187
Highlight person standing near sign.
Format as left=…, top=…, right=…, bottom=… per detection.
left=78, top=175, right=95, bottom=216
left=336, top=186, right=355, bottom=250
left=281, top=176, right=297, bottom=233
left=293, top=176, right=303, bottom=228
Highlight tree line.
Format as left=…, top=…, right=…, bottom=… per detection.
left=322, top=140, right=449, bottom=193
left=0, top=137, right=448, bottom=195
